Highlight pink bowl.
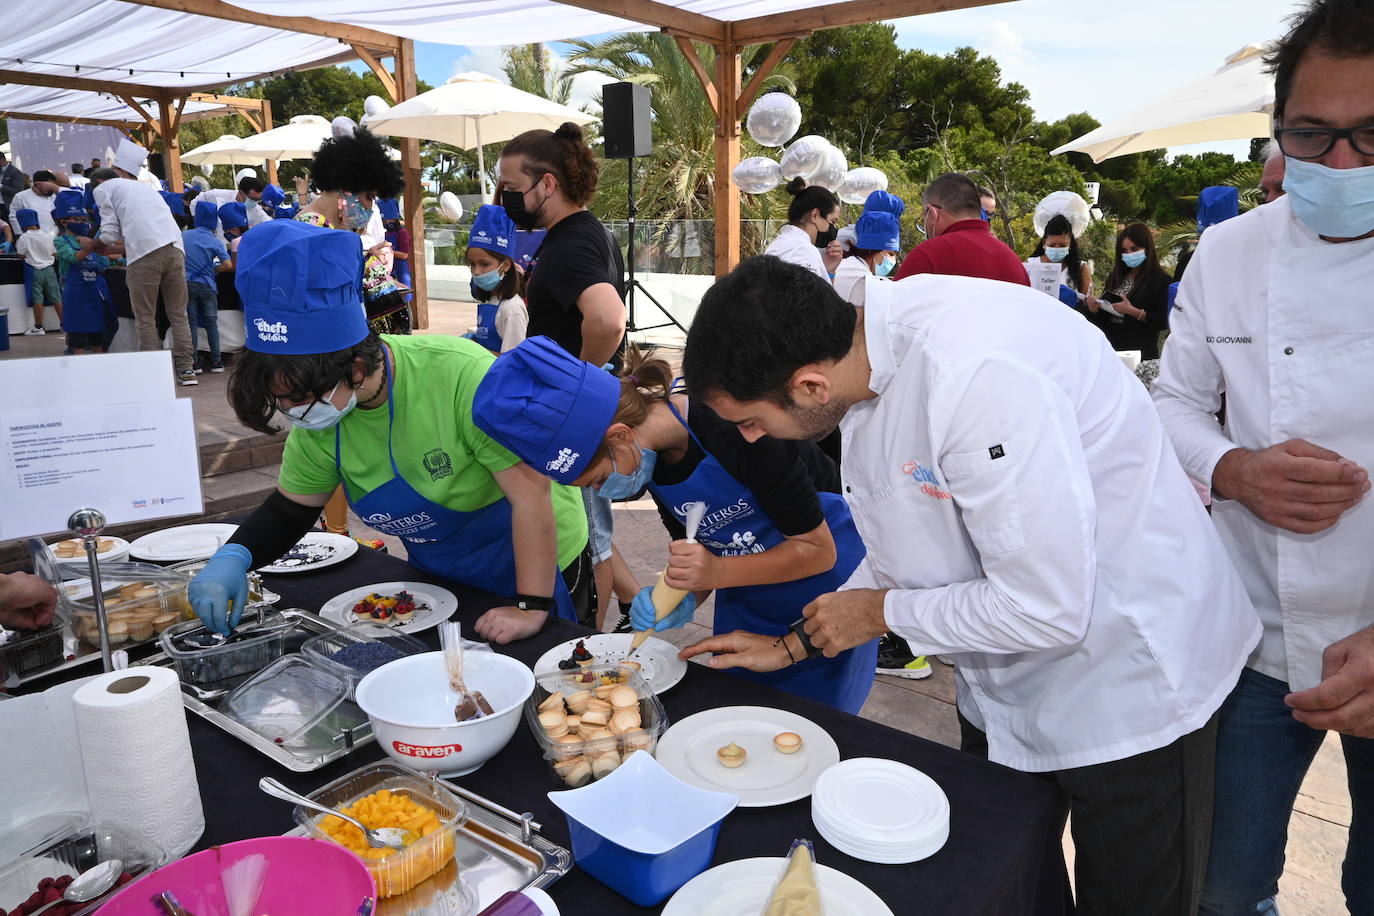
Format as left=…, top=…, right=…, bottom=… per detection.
left=98, top=836, right=375, bottom=915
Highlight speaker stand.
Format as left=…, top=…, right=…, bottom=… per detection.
left=623, top=156, right=686, bottom=339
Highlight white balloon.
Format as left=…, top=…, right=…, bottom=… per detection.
left=1033, top=191, right=1092, bottom=238
left=438, top=191, right=463, bottom=221
left=837, top=167, right=889, bottom=204
left=190, top=175, right=210, bottom=191
left=731, top=157, right=784, bottom=194
left=234, top=167, right=257, bottom=185
left=331, top=116, right=358, bottom=139
left=779, top=135, right=830, bottom=181
left=746, top=93, right=802, bottom=148
left=200, top=162, right=214, bottom=177
left=811, top=145, right=848, bottom=191
left=363, top=95, right=391, bottom=118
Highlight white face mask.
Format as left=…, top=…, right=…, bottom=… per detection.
left=1045, top=246, right=1070, bottom=263
left=284, top=380, right=357, bottom=430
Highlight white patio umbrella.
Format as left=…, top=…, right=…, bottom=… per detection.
left=364, top=71, right=596, bottom=197
left=1051, top=45, right=1274, bottom=163
left=237, top=114, right=335, bottom=161
left=180, top=134, right=266, bottom=167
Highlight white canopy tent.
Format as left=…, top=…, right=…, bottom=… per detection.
left=179, top=134, right=268, bottom=167
left=0, top=86, right=231, bottom=127
left=364, top=71, right=596, bottom=197
left=1051, top=44, right=1274, bottom=163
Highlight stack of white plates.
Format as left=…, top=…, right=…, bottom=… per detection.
left=811, top=758, right=950, bottom=863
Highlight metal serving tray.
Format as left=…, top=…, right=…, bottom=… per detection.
left=141, top=609, right=376, bottom=772
left=285, top=763, right=572, bottom=913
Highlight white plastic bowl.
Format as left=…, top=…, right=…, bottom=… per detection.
left=355, top=651, right=535, bottom=775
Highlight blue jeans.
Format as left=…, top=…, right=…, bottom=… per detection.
left=186, top=280, right=219, bottom=362
left=1200, top=667, right=1374, bottom=915
left=580, top=487, right=614, bottom=565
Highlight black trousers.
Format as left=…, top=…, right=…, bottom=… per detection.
left=560, top=544, right=597, bottom=628
left=960, top=710, right=1220, bottom=916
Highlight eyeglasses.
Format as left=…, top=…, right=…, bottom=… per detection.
left=1274, top=124, right=1374, bottom=160
left=272, top=380, right=340, bottom=420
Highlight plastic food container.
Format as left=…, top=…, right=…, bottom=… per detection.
left=0, top=623, right=65, bottom=678
left=548, top=750, right=738, bottom=906
left=222, top=655, right=350, bottom=747
left=524, top=663, right=668, bottom=788
left=301, top=625, right=427, bottom=699
left=0, top=820, right=166, bottom=916
left=52, top=560, right=191, bottom=648
left=158, top=609, right=289, bottom=691
left=295, top=761, right=467, bottom=898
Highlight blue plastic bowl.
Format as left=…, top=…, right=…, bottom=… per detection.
left=549, top=751, right=739, bottom=906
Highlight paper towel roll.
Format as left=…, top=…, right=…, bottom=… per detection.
left=71, top=666, right=204, bottom=857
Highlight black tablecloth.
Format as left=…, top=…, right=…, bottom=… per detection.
left=0, top=255, right=23, bottom=285
left=23, top=546, right=1071, bottom=914
left=107, top=268, right=241, bottom=322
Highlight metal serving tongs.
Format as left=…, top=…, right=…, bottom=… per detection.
left=440, top=621, right=492, bottom=721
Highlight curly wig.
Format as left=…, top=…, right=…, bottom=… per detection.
left=309, top=127, right=404, bottom=198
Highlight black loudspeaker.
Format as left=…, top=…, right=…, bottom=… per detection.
left=146, top=152, right=166, bottom=179
left=602, top=82, right=652, bottom=159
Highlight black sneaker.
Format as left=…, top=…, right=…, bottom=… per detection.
left=876, top=632, right=932, bottom=679
left=611, top=614, right=635, bottom=635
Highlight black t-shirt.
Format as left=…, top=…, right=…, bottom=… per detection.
left=652, top=399, right=841, bottom=541
left=525, top=210, right=626, bottom=361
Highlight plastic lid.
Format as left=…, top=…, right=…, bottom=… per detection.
left=222, top=655, right=349, bottom=746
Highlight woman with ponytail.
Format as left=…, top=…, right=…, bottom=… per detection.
left=474, top=338, right=876, bottom=713
left=763, top=177, right=844, bottom=281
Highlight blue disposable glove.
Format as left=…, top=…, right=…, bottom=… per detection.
left=629, top=585, right=696, bottom=633
left=189, top=544, right=252, bottom=635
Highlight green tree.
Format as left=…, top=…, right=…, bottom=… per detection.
left=504, top=44, right=573, bottom=106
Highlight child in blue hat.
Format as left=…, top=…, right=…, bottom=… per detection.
left=378, top=198, right=413, bottom=294
left=466, top=204, right=528, bottom=354
left=14, top=208, right=62, bottom=335
left=52, top=190, right=112, bottom=353
left=184, top=200, right=231, bottom=373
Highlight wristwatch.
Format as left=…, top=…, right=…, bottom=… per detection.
left=514, top=594, right=554, bottom=612
left=789, top=617, right=825, bottom=659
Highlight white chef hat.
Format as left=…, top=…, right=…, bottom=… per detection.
left=835, top=226, right=857, bottom=253
left=113, top=138, right=148, bottom=177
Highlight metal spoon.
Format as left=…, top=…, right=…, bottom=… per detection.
left=258, top=777, right=407, bottom=850
left=30, top=858, right=124, bottom=914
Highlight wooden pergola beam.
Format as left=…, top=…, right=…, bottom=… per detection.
left=731, top=0, right=1015, bottom=43
left=0, top=68, right=167, bottom=97
left=118, top=0, right=401, bottom=53
left=674, top=36, right=718, bottom=115
left=736, top=38, right=796, bottom=114
left=351, top=45, right=397, bottom=102
left=159, top=91, right=184, bottom=186
left=119, top=95, right=162, bottom=136
left=712, top=26, right=743, bottom=276
left=394, top=38, right=429, bottom=330
left=0, top=110, right=141, bottom=130
left=552, top=0, right=724, bottom=41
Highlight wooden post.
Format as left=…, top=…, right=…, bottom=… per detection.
left=395, top=39, right=428, bottom=329
left=260, top=98, right=279, bottom=187
left=712, top=30, right=742, bottom=277
left=158, top=93, right=182, bottom=188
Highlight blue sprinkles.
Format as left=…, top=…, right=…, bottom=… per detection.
left=330, top=641, right=407, bottom=672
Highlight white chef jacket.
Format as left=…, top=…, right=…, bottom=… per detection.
left=839, top=274, right=1259, bottom=772
left=8, top=188, right=57, bottom=237
left=763, top=224, right=830, bottom=281
left=832, top=255, right=873, bottom=302
left=94, top=178, right=184, bottom=264
left=1153, top=195, right=1374, bottom=692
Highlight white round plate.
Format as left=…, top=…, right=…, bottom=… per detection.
left=654, top=705, right=840, bottom=807
left=128, top=523, right=238, bottom=562
left=532, top=633, right=687, bottom=694
left=257, top=532, right=359, bottom=574
left=319, top=581, right=458, bottom=635
left=662, top=857, right=893, bottom=916
left=48, top=536, right=130, bottom=565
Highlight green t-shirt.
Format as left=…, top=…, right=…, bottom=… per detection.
left=279, top=334, right=588, bottom=569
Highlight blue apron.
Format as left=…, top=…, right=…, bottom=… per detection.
left=334, top=344, right=576, bottom=622
left=473, top=301, right=502, bottom=353
left=647, top=402, right=875, bottom=713
left=385, top=230, right=413, bottom=298
left=58, top=240, right=112, bottom=334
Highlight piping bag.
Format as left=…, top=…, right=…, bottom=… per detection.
left=631, top=501, right=706, bottom=654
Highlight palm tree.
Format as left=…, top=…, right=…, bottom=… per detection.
left=1153, top=160, right=1262, bottom=268
left=504, top=44, right=574, bottom=106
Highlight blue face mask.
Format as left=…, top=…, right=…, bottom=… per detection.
left=340, top=192, right=374, bottom=230
left=1283, top=157, right=1374, bottom=239
left=875, top=255, right=896, bottom=277
left=1121, top=250, right=1147, bottom=269
left=1045, top=246, right=1070, bottom=263
left=66, top=222, right=91, bottom=238
left=284, top=381, right=357, bottom=431
left=472, top=266, right=504, bottom=292
left=597, top=445, right=657, bottom=500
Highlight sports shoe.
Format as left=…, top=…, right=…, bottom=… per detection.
left=209, top=360, right=225, bottom=373
left=178, top=369, right=199, bottom=386
left=23, top=326, right=45, bottom=336
left=611, top=614, right=635, bottom=635
left=936, top=655, right=955, bottom=666
left=876, top=633, right=933, bottom=679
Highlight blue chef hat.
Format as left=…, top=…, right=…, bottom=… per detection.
left=377, top=197, right=401, bottom=221
left=854, top=210, right=900, bottom=251
left=863, top=190, right=905, bottom=217
left=219, top=201, right=249, bottom=231
left=1197, top=186, right=1239, bottom=233
left=472, top=336, right=620, bottom=484
left=193, top=200, right=219, bottom=232
left=159, top=190, right=186, bottom=216
left=467, top=204, right=515, bottom=258
left=235, top=219, right=368, bottom=355
left=52, top=190, right=86, bottom=221
left=274, top=203, right=299, bottom=220
left=260, top=184, right=285, bottom=209
left=15, top=208, right=39, bottom=229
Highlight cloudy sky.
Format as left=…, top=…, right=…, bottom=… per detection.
left=403, top=0, right=1301, bottom=160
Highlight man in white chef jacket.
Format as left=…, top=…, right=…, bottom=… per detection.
left=680, top=255, right=1260, bottom=916
left=1152, top=1, right=1374, bottom=912
left=197, top=175, right=270, bottom=241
